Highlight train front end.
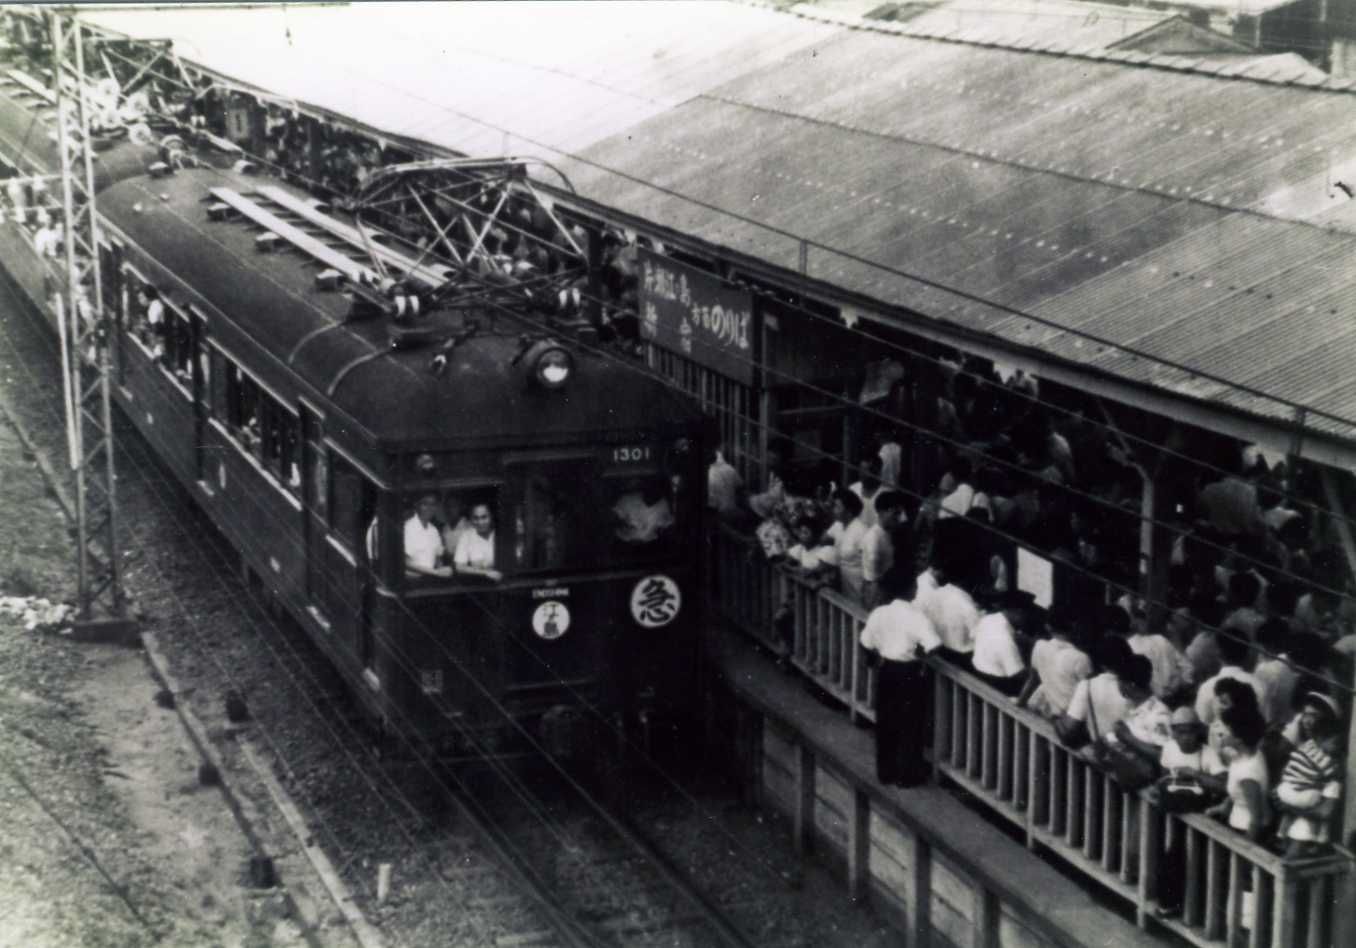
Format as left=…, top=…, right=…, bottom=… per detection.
left=372, top=338, right=707, bottom=761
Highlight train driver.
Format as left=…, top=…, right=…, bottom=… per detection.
left=454, top=502, right=502, bottom=582
left=404, top=494, right=452, bottom=579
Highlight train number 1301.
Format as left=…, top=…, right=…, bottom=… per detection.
left=612, top=445, right=652, bottom=463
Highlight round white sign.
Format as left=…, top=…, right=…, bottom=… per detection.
left=630, top=574, right=681, bottom=628
left=532, top=600, right=570, bottom=640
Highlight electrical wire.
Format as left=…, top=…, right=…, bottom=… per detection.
left=51, top=6, right=1356, bottom=444
left=0, top=278, right=562, bottom=947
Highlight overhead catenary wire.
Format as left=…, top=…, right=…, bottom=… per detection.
left=0, top=279, right=576, bottom=948
left=346, top=189, right=1356, bottom=635
left=57, top=6, right=1356, bottom=441
left=0, top=253, right=794, bottom=943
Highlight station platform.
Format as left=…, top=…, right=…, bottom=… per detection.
left=709, top=630, right=1162, bottom=948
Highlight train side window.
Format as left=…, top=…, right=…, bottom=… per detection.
left=258, top=395, right=301, bottom=494
left=125, top=275, right=165, bottom=356
left=330, top=454, right=375, bottom=552
left=209, top=349, right=229, bottom=418
left=160, top=304, right=194, bottom=392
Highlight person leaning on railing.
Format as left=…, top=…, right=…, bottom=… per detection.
left=1206, top=702, right=1273, bottom=844
left=859, top=568, right=942, bottom=789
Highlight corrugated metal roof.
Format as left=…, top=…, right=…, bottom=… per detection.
left=83, top=2, right=836, bottom=160
left=79, top=1, right=1356, bottom=444
left=896, top=0, right=1175, bottom=49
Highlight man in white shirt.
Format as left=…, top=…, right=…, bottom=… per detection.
left=860, top=572, right=942, bottom=787
left=1119, top=606, right=1193, bottom=702
left=849, top=456, right=885, bottom=529
left=403, top=494, right=450, bottom=579
left=831, top=489, right=868, bottom=603
left=861, top=491, right=905, bottom=609
left=1017, top=605, right=1092, bottom=719
left=914, top=562, right=980, bottom=663
left=1057, top=637, right=1134, bottom=750
left=706, top=447, right=743, bottom=518
left=970, top=589, right=1031, bottom=696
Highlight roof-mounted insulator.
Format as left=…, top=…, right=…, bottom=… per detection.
left=232, top=159, right=257, bottom=175
left=255, top=232, right=283, bottom=253
left=315, top=269, right=344, bottom=291
left=392, top=293, right=421, bottom=322
left=206, top=201, right=233, bottom=222
left=147, top=161, right=172, bottom=178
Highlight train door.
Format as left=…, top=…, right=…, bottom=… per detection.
left=312, top=437, right=378, bottom=664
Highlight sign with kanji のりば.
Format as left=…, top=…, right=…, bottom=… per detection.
left=638, top=248, right=755, bottom=385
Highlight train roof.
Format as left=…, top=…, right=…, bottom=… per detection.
left=0, top=75, right=158, bottom=188
left=97, top=165, right=697, bottom=450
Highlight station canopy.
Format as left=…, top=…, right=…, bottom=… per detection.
left=81, top=1, right=1356, bottom=449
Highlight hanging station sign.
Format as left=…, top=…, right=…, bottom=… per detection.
left=638, top=248, right=755, bottom=385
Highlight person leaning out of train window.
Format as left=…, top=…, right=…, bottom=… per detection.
left=454, top=502, right=502, bottom=582
left=138, top=286, right=166, bottom=355
left=404, top=494, right=452, bottom=580
left=441, top=495, right=472, bottom=561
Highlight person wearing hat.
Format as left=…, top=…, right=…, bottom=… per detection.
left=970, top=588, right=1030, bottom=697
left=860, top=569, right=942, bottom=788
left=1275, top=692, right=1344, bottom=856
left=1153, top=705, right=1227, bottom=917
left=1017, top=603, right=1093, bottom=718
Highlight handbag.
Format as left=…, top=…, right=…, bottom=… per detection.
left=1160, top=773, right=1219, bottom=813
left=1088, top=699, right=1160, bottom=792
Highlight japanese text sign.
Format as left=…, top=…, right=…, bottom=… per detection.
left=638, top=248, right=755, bottom=385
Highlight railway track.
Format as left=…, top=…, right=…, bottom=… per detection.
left=0, top=275, right=888, bottom=947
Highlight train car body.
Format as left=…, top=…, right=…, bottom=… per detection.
left=0, top=70, right=706, bottom=756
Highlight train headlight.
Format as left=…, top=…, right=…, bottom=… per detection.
left=532, top=345, right=572, bottom=389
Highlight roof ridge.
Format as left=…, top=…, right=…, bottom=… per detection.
left=740, top=0, right=1355, bottom=94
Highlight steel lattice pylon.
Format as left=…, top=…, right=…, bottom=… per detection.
left=49, top=10, right=129, bottom=634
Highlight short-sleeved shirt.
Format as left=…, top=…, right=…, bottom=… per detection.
left=403, top=516, right=444, bottom=571
left=787, top=542, right=836, bottom=571
left=1127, top=633, right=1192, bottom=699
left=146, top=298, right=165, bottom=327
left=938, top=482, right=975, bottom=520
left=860, top=600, right=942, bottom=663
left=1185, top=631, right=1222, bottom=684
left=849, top=482, right=880, bottom=528
left=1028, top=638, right=1092, bottom=717
left=835, top=518, right=868, bottom=598
left=1226, top=752, right=1270, bottom=832
left=1160, top=740, right=1225, bottom=776
left=971, top=612, right=1024, bottom=678
left=454, top=530, right=495, bottom=569
left=916, top=581, right=980, bottom=653
left=1067, top=673, right=1132, bottom=743
left=1254, top=659, right=1300, bottom=726
left=707, top=458, right=742, bottom=514
left=862, top=523, right=894, bottom=583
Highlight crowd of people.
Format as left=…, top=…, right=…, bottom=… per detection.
left=710, top=351, right=1355, bottom=877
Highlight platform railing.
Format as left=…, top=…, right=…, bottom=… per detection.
left=709, top=521, right=1351, bottom=946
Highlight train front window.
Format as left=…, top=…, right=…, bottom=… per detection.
left=607, top=476, right=677, bottom=549
left=508, top=464, right=684, bottom=574
left=510, top=465, right=589, bottom=572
